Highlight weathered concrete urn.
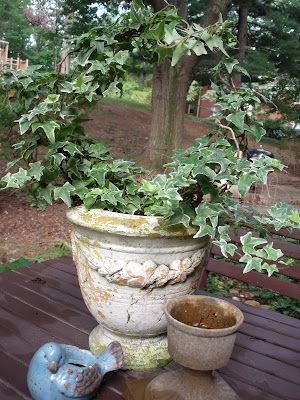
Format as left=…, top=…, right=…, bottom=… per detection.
left=67, top=206, right=210, bottom=371
left=164, top=295, right=244, bottom=370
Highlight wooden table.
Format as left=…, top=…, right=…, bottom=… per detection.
left=0, top=257, right=299, bottom=400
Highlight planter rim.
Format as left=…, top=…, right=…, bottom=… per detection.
left=67, top=205, right=200, bottom=238
left=164, top=295, right=244, bottom=338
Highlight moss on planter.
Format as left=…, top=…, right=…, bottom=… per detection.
left=89, top=325, right=171, bottom=371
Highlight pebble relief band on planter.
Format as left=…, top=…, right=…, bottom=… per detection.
left=71, top=232, right=207, bottom=289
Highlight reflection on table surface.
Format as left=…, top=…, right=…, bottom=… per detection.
left=122, top=364, right=239, bottom=400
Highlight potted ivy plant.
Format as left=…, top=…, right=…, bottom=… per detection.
left=1, top=1, right=299, bottom=371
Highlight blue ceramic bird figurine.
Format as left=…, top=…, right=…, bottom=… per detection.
left=27, top=341, right=123, bottom=400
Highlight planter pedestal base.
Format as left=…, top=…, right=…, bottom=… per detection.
left=89, top=325, right=171, bottom=371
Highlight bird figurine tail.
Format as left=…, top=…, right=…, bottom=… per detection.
left=97, top=341, right=124, bottom=375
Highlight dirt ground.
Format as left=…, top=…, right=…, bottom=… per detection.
left=0, top=100, right=299, bottom=263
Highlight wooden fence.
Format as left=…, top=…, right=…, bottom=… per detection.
left=0, top=40, right=28, bottom=71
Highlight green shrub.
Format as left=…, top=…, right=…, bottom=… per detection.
left=262, top=118, right=300, bottom=139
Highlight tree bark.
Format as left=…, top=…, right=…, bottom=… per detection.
left=146, top=0, right=232, bottom=170
left=231, top=6, right=248, bottom=89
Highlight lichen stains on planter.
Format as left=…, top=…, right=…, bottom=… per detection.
left=67, top=206, right=198, bottom=237
left=89, top=325, right=171, bottom=371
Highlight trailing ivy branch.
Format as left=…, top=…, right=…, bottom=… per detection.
left=0, top=0, right=299, bottom=277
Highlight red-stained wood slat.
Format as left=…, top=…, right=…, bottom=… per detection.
left=239, top=310, right=300, bottom=339
left=269, top=227, right=300, bottom=242
left=221, top=359, right=300, bottom=400
left=0, top=307, right=59, bottom=364
left=196, top=290, right=300, bottom=329
left=0, top=278, right=95, bottom=333
left=235, top=332, right=300, bottom=368
left=43, top=257, right=77, bottom=276
left=27, top=261, right=79, bottom=286
left=0, top=290, right=92, bottom=348
left=11, top=269, right=89, bottom=314
left=211, top=244, right=300, bottom=280
left=230, top=345, right=300, bottom=384
left=238, top=322, right=300, bottom=352
left=222, top=375, right=282, bottom=400
left=230, top=229, right=300, bottom=260
left=206, top=258, right=300, bottom=299
left=0, top=379, right=30, bottom=400
left=0, top=349, right=31, bottom=397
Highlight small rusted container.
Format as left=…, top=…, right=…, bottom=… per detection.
left=164, top=295, right=244, bottom=370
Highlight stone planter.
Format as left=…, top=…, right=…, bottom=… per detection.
left=164, top=295, right=244, bottom=370
left=67, top=206, right=210, bottom=371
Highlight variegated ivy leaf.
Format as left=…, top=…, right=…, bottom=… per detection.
left=193, top=203, right=225, bottom=238
left=223, top=58, right=239, bottom=74
left=213, top=239, right=237, bottom=258
left=32, top=121, right=60, bottom=144
left=157, top=187, right=182, bottom=202
left=240, top=232, right=267, bottom=255
left=1, top=168, right=31, bottom=188
left=213, top=225, right=237, bottom=257
left=111, top=160, right=135, bottom=173
left=255, top=243, right=283, bottom=261
left=171, top=43, right=189, bottom=67
left=290, top=211, right=300, bottom=225
left=240, top=254, right=262, bottom=273
left=100, top=190, right=123, bottom=206
left=240, top=233, right=284, bottom=274
left=53, top=183, right=75, bottom=207
left=167, top=205, right=191, bottom=228
left=52, top=153, right=66, bottom=167
left=226, top=111, right=246, bottom=132
left=19, top=116, right=31, bottom=135
left=192, top=42, right=207, bottom=56
left=238, top=173, right=257, bottom=197
left=261, top=262, right=279, bottom=277
left=39, top=185, right=54, bottom=205
left=245, top=124, right=266, bottom=143
left=90, top=163, right=107, bottom=187
left=209, top=36, right=229, bottom=56
left=164, top=25, right=183, bottom=45
left=63, top=143, right=84, bottom=157
left=194, top=224, right=215, bottom=238
left=28, top=162, right=44, bottom=181
left=257, top=203, right=300, bottom=230
left=218, top=225, right=231, bottom=242
left=89, top=143, right=110, bottom=158
left=107, top=51, right=129, bottom=66
left=141, top=180, right=157, bottom=193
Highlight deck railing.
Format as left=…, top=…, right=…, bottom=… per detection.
left=0, top=40, right=28, bottom=70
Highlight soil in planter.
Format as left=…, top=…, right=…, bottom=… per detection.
left=171, top=301, right=236, bottom=329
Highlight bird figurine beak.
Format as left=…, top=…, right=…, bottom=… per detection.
left=47, top=362, right=59, bottom=373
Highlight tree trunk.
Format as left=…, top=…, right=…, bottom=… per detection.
left=232, top=6, right=248, bottom=89
left=146, top=0, right=232, bottom=170
left=148, top=58, right=194, bottom=169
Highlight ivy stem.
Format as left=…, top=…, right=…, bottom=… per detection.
left=219, top=123, right=243, bottom=158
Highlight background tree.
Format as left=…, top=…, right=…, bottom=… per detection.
left=0, top=0, right=32, bottom=59
left=23, top=0, right=65, bottom=69
left=62, top=0, right=123, bottom=36
left=146, top=0, right=232, bottom=169
left=193, top=0, right=300, bottom=135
